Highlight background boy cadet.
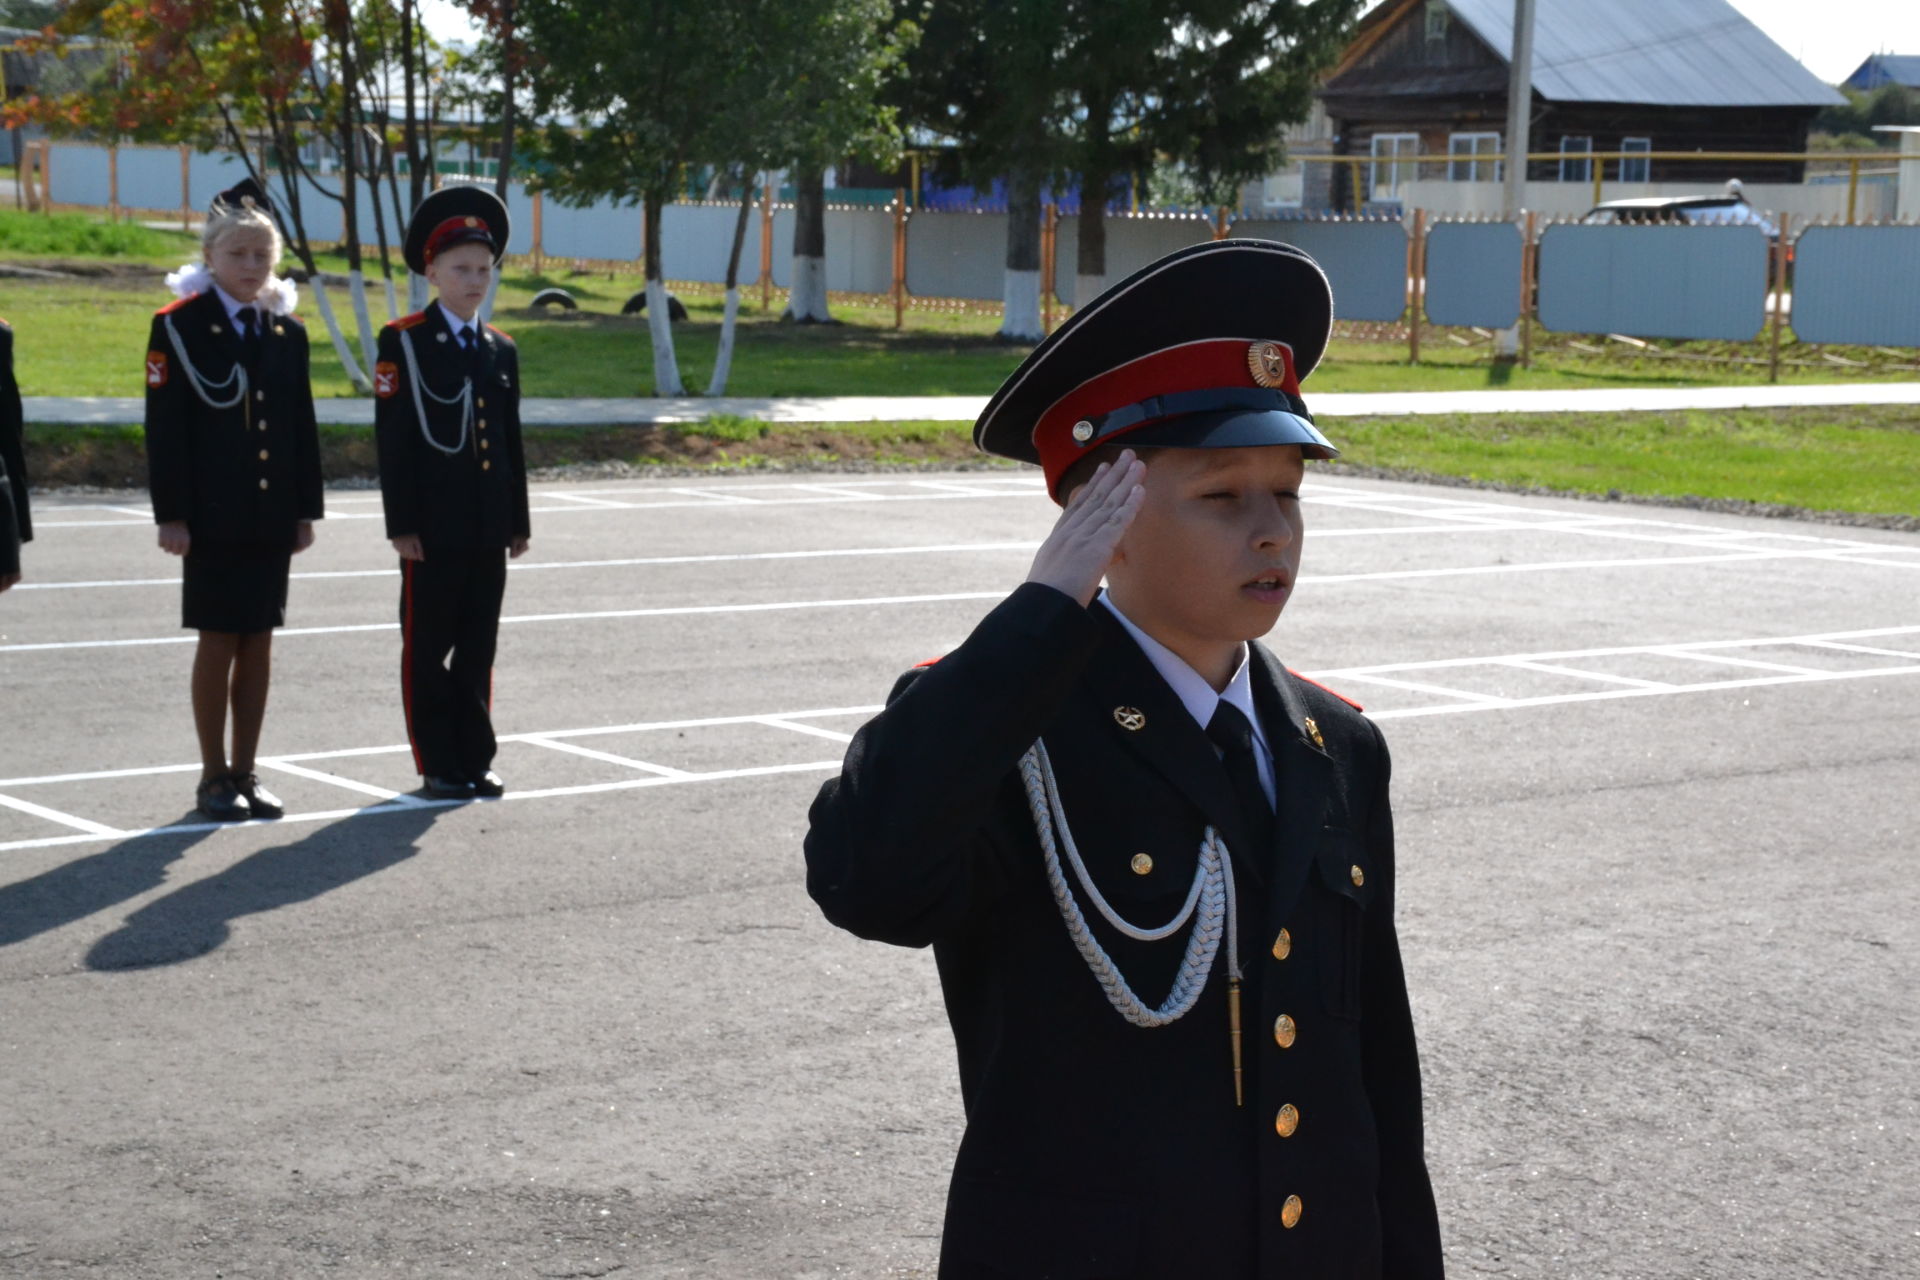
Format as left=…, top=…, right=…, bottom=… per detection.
left=0, top=316, right=26, bottom=592
left=143, top=179, right=323, bottom=821
left=375, top=185, right=530, bottom=801
left=806, top=241, right=1443, bottom=1278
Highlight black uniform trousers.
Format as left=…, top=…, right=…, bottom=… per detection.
left=400, top=546, right=508, bottom=779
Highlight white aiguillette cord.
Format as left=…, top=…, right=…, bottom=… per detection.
left=161, top=313, right=247, bottom=411
left=1019, top=738, right=1246, bottom=1105
left=397, top=327, right=473, bottom=456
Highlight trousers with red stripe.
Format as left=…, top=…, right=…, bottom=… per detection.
left=399, top=550, right=507, bottom=779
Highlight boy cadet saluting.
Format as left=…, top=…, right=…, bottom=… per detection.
left=1, top=314, right=27, bottom=592
left=375, top=185, right=529, bottom=801
left=143, top=179, right=324, bottom=820
left=806, top=241, right=1444, bottom=1278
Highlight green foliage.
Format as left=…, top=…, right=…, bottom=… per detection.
left=1815, top=85, right=1920, bottom=141
left=0, top=208, right=190, bottom=257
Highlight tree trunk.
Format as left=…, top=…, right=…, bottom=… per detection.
left=308, top=275, right=371, bottom=391
left=706, top=174, right=757, bottom=396
left=1001, top=166, right=1044, bottom=342
left=1075, top=164, right=1110, bottom=309
left=783, top=164, right=831, bottom=323
left=643, top=190, right=685, bottom=395
left=400, top=0, right=428, bottom=214
left=494, top=1, right=518, bottom=199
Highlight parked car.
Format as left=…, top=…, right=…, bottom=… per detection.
left=1580, top=193, right=1791, bottom=272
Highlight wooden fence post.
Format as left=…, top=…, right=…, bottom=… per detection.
left=180, top=144, right=192, bottom=230
left=1212, top=205, right=1230, bottom=241
left=1408, top=208, right=1425, bottom=364
left=892, top=187, right=907, bottom=331
left=1846, top=157, right=1860, bottom=225
left=531, top=190, right=544, bottom=274
left=39, top=140, right=52, bottom=213
left=1041, top=202, right=1057, bottom=334
left=759, top=178, right=775, bottom=313
left=1768, top=211, right=1790, bottom=384
left=108, top=144, right=120, bottom=222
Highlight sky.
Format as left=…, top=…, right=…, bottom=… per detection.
left=416, top=0, right=1920, bottom=86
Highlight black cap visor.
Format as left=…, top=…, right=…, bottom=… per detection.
left=1116, top=407, right=1337, bottom=459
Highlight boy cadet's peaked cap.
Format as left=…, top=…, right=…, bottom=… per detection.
left=404, top=184, right=511, bottom=274
left=974, top=238, right=1339, bottom=500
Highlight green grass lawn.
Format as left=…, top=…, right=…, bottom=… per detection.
left=3, top=207, right=1918, bottom=399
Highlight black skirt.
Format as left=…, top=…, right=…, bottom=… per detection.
left=182, top=539, right=292, bottom=633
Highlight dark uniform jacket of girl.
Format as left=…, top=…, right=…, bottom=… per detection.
left=806, top=584, right=1445, bottom=1279
left=1, top=318, right=29, bottom=576
left=143, top=290, right=323, bottom=547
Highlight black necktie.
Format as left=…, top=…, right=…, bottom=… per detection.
left=237, top=306, right=260, bottom=363
left=1206, top=701, right=1275, bottom=855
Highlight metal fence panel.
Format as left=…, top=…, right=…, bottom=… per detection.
left=825, top=207, right=897, bottom=294
left=1790, top=225, right=1920, bottom=348
left=1424, top=222, right=1522, bottom=329
left=1233, top=219, right=1409, bottom=323
left=1538, top=224, right=1768, bottom=340
left=115, top=147, right=179, bottom=210
left=661, top=203, right=751, bottom=283
left=1052, top=215, right=1216, bottom=306
left=186, top=152, right=254, bottom=214
left=47, top=143, right=111, bottom=207
left=905, top=211, right=1008, bottom=301
left=538, top=196, right=642, bottom=262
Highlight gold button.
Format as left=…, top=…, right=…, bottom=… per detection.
left=258, top=449, right=269, bottom=461
left=258, top=419, right=268, bottom=430
left=1129, top=852, right=1153, bottom=876
left=481, top=459, right=492, bottom=471
left=1350, top=864, right=1365, bottom=887
left=1273, top=1014, right=1296, bottom=1049
left=258, top=478, right=269, bottom=490
left=477, top=397, right=486, bottom=408
left=480, top=439, right=490, bottom=450
left=477, top=418, right=487, bottom=429
left=255, top=389, right=265, bottom=401
left=210, top=323, right=222, bottom=334
left=1281, top=1195, right=1302, bottom=1229
left=1271, top=928, right=1291, bottom=961
left=1274, top=1104, right=1299, bottom=1138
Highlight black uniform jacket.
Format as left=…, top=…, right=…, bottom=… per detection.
left=373, top=306, right=529, bottom=550
left=806, top=584, right=1444, bottom=1279
left=143, top=290, right=323, bottom=545
left=0, top=451, right=19, bottom=578
left=2, top=318, right=31, bottom=546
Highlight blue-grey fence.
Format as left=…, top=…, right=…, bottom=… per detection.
left=1424, top=222, right=1523, bottom=330
left=1789, top=225, right=1920, bottom=347
left=1537, top=223, right=1770, bottom=341
left=1237, top=219, right=1410, bottom=324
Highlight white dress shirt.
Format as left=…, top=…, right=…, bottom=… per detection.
left=437, top=301, right=480, bottom=346
left=1099, top=591, right=1277, bottom=807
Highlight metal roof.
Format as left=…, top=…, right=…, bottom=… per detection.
left=1843, top=54, right=1920, bottom=91
left=1443, top=0, right=1845, bottom=108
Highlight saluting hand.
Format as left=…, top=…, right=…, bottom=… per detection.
left=1024, top=450, right=1146, bottom=607
left=157, top=521, right=191, bottom=557
left=391, top=534, right=425, bottom=562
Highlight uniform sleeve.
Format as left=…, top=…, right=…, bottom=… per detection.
left=0, top=454, right=19, bottom=578
left=504, top=342, right=530, bottom=539
left=143, top=313, right=195, bottom=526
left=373, top=325, right=419, bottom=540
left=292, top=324, right=324, bottom=522
left=1356, top=721, right=1446, bottom=1277
left=0, top=324, right=29, bottom=543
left=804, top=582, right=1104, bottom=947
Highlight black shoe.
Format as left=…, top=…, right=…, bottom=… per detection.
left=422, top=775, right=476, bottom=800
left=196, top=774, right=253, bottom=822
left=470, top=769, right=505, bottom=798
left=230, top=772, right=284, bottom=819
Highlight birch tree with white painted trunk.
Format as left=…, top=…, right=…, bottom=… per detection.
left=705, top=173, right=759, bottom=395
left=783, top=166, right=833, bottom=323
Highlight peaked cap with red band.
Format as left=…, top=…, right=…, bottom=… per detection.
left=403, top=184, right=510, bottom=274
left=974, top=239, right=1338, bottom=500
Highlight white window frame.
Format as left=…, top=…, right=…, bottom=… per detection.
left=1424, top=0, right=1450, bottom=42
left=1447, top=131, right=1502, bottom=182
left=1620, top=136, right=1651, bottom=184
left=1558, top=136, right=1593, bottom=183
left=1369, top=132, right=1420, bottom=202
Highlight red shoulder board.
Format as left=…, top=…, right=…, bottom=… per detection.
left=391, top=311, right=430, bottom=331
left=485, top=322, right=512, bottom=340
left=155, top=295, right=195, bottom=315
left=912, top=655, right=943, bottom=669
left=1287, top=668, right=1363, bottom=712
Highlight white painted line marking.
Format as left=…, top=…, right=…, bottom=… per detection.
left=257, top=759, right=428, bottom=805
left=1650, top=648, right=1826, bottom=676
left=1312, top=625, right=1920, bottom=678
left=545, top=492, right=635, bottom=509
left=519, top=736, right=693, bottom=778
left=0, top=791, right=127, bottom=837
left=1496, top=660, right=1674, bottom=690
left=1326, top=673, right=1512, bottom=703
left=1798, top=639, right=1920, bottom=661
left=755, top=717, right=856, bottom=744
left=1367, top=664, right=1920, bottom=721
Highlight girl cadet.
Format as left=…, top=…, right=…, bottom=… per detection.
left=144, top=178, right=323, bottom=821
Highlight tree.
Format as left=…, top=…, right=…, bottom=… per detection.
left=895, top=0, right=1071, bottom=342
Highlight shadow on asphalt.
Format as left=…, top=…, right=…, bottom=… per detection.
left=0, top=814, right=218, bottom=950
left=71, top=804, right=446, bottom=970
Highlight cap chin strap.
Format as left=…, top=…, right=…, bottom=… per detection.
left=1075, top=386, right=1313, bottom=448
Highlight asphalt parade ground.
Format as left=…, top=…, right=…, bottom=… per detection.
left=2, top=470, right=1917, bottom=1278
